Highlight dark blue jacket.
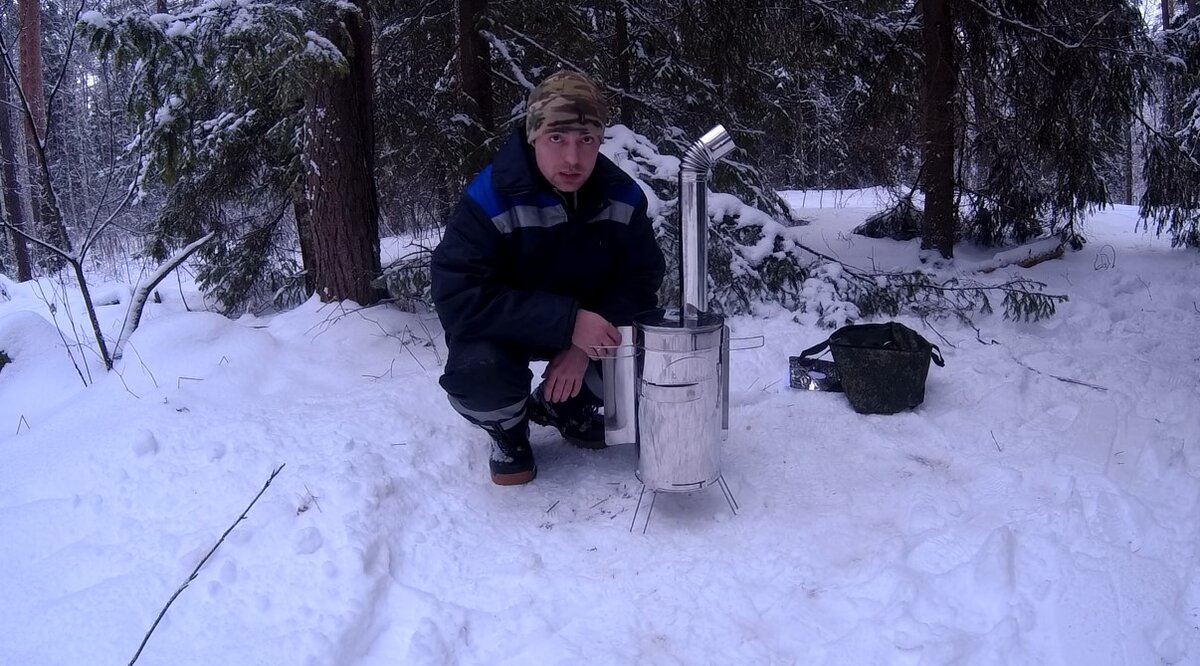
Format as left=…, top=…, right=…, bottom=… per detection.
left=432, top=129, right=666, bottom=350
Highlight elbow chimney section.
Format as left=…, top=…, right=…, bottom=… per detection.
left=679, top=125, right=737, bottom=320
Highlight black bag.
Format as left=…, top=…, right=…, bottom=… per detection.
left=798, top=322, right=945, bottom=414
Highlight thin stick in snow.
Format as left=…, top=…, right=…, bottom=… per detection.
left=128, top=464, right=285, bottom=666
left=1013, top=358, right=1108, bottom=392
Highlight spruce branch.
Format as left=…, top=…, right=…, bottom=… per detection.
left=857, top=272, right=1068, bottom=323
left=789, top=232, right=1069, bottom=324
left=129, top=464, right=285, bottom=666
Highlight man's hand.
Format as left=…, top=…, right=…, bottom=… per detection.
left=571, top=309, right=620, bottom=359
left=542, top=346, right=590, bottom=402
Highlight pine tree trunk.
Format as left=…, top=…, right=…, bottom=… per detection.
left=303, top=0, right=382, bottom=305
left=292, top=192, right=316, bottom=294
left=1123, top=120, right=1134, bottom=206
left=616, top=1, right=633, bottom=127
left=18, top=0, right=71, bottom=269
left=965, top=26, right=989, bottom=194
left=457, top=0, right=493, bottom=175
left=920, top=0, right=956, bottom=258
left=0, top=24, right=31, bottom=282
left=1162, top=0, right=1176, bottom=136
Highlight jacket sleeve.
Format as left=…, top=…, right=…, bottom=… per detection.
left=594, top=192, right=666, bottom=327
left=431, top=196, right=578, bottom=349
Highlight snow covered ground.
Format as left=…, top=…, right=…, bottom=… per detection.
left=1, top=193, right=1198, bottom=665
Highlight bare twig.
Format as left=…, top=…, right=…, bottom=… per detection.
left=129, top=464, right=286, bottom=666
left=1013, top=357, right=1108, bottom=392
left=990, top=430, right=1003, bottom=453
left=417, top=315, right=444, bottom=366
left=920, top=316, right=954, bottom=347
left=15, top=414, right=29, bottom=434
left=297, top=485, right=322, bottom=514
left=176, top=270, right=193, bottom=312
left=400, top=326, right=428, bottom=372
left=304, top=298, right=403, bottom=338
left=969, top=320, right=1000, bottom=345
left=363, top=358, right=398, bottom=380
left=122, top=340, right=160, bottom=390
left=110, top=365, right=143, bottom=400
left=9, top=227, right=114, bottom=371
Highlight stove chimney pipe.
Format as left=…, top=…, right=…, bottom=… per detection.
left=679, top=125, right=737, bottom=319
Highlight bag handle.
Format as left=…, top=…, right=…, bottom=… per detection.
left=798, top=338, right=831, bottom=359
left=802, top=331, right=945, bottom=366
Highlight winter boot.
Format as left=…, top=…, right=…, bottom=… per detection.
left=527, top=384, right=606, bottom=449
left=484, top=418, right=537, bottom=486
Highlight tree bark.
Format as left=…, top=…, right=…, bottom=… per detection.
left=457, top=0, right=493, bottom=175
left=0, top=34, right=31, bottom=281
left=1162, top=0, right=1177, bottom=137
left=292, top=189, right=316, bottom=294
left=303, top=0, right=382, bottom=305
left=1122, top=120, right=1134, bottom=206
left=920, top=0, right=956, bottom=258
left=18, top=0, right=71, bottom=269
left=615, top=1, right=633, bottom=127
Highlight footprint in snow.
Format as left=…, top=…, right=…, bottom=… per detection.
left=132, top=430, right=158, bottom=458
left=294, top=527, right=324, bottom=555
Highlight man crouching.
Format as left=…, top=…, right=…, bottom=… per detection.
left=432, top=70, right=665, bottom=485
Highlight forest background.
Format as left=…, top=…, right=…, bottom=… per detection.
left=0, top=0, right=1198, bottom=360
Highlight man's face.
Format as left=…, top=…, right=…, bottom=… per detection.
left=533, top=131, right=601, bottom=192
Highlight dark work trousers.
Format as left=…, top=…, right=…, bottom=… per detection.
left=440, top=338, right=604, bottom=432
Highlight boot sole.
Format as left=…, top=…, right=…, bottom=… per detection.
left=491, top=467, right=537, bottom=486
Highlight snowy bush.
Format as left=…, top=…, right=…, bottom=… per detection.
left=603, top=125, right=808, bottom=315
left=373, top=251, right=431, bottom=312
left=379, top=125, right=812, bottom=316
left=378, top=125, right=1064, bottom=326
left=854, top=193, right=923, bottom=241
left=0, top=349, right=9, bottom=374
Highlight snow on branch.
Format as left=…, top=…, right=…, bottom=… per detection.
left=959, top=0, right=1122, bottom=51
left=113, top=231, right=217, bottom=361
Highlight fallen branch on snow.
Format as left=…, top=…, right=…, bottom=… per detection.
left=979, top=239, right=1065, bottom=273
left=1012, top=358, right=1108, bottom=392
left=129, top=464, right=285, bottom=666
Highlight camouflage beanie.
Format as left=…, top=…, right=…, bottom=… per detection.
left=525, top=70, right=608, bottom=144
